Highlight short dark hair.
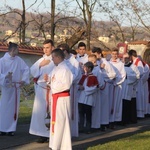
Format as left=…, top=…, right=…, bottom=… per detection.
left=92, top=47, right=102, bottom=54
left=128, top=49, right=137, bottom=57
left=84, top=61, right=94, bottom=71
left=51, top=48, right=65, bottom=59
left=57, top=43, right=70, bottom=54
left=78, top=42, right=86, bottom=49
left=112, top=47, right=119, bottom=53
left=70, top=49, right=77, bottom=55
left=43, top=39, right=54, bottom=46
left=8, top=42, right=18, bottom=51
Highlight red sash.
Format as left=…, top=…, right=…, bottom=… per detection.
left=52, top=91, right=70, bottom=134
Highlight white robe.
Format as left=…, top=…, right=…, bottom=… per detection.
left=76, top=53, right=88, bottom=73
left=109, top=58, right=126, bottom=122
left=98, top=58, right=116, bottom=125
left=141, top=64, right=150, bottom=114
left=91, top=66, right=105, bottom=128
left=29, top=54, right=54, bottom=137
left=49, top=61, right=73, bottom=150
left=65, top=55, right=81, bottom=137
left=0, top=52, right=29, bottom=132
left=133, top=58, right=145, bottom=118
left=122, top=64, right=140, bottom=101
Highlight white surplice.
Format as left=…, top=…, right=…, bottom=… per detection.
left=91, top=66, right=105, bottom=128
left=0, top=52, right=30, bottom=132
left=29, top=54, right=54, bottom=137
left=65, top=55, right=81, bottom=137
left=109, top=58, right=126, bottom=122
left=133, top=58, right=145, bottom=118
left=98, top=58, right=116, bottom=125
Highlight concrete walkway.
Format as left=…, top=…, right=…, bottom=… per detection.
left=0, top=118, right=150, bottom=150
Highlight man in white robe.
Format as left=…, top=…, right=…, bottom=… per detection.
left=137, top=56, right=150, bottom=115
left=121, top=53, right=140, bottom=125
left=109, top=48, right=126, bottom=127
left=29, top=39, right=54, bottom=142
left=128, top=50, right=144, bottom=118
left=57, top=43, right=81, bottom=137
left=44, top=48, right=73, bottom=150
left=76, top=42, right=88, bottom=73
left=0, top=42, right=29, bottom=136
left=92, top=47, right=116, bottom=131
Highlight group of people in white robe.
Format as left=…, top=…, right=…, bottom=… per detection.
left=0, top=40, right=150, bottom=150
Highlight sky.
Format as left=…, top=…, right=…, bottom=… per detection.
left=0, top=0, right=110, bottom=21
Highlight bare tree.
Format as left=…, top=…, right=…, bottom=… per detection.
left=97, top=0, right=150, bottom=42
left=75, top=0, right=97, bottom=50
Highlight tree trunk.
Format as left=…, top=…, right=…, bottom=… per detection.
left=51, top=0, right=55, bottom=42
left=21, top=0, right=26, bottom=44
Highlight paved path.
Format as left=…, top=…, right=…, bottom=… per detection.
left=0, top=118, right=150, bottom=150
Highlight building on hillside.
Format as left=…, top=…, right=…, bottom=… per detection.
left=98, top=36, right=110, bottom=43
left=5, top=30, right=13, bottom=36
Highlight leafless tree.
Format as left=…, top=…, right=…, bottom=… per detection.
left=75, top=0, right=97, bottom=50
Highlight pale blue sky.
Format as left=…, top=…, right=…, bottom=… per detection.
left=0, top=0, right=109, bottom=21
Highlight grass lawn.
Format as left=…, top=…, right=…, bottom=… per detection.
left=88, top=131, right=150, bottom=150
left=18, top=99, right=33, bottom=124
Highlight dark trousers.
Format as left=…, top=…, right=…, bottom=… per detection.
left=122, top=98, right=137, bottom=125
left=78, top=103, right=92, bottom=131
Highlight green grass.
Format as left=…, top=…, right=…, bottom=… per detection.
left=18, top=99, right=33, bottom=124
left=88, top=131, right=150, bottom=150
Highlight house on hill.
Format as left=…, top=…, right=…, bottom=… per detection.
left=0, top=42, right=43, bottom=67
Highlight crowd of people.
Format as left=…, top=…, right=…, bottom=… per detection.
left=0, top=40, right=150, bottom=150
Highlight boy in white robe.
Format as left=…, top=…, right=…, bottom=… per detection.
left=0, top=42, right=29, bottom=136
left=29, top=39, right=54, bottom=143
left=78, top=61, right=99, bottom=134
left=57, top=43, right=81, bottom=137
left=88, top=54, right=105, bottom=130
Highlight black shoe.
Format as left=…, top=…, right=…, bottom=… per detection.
left=7, top=132, right=15, bottom=136
left=37, top=137, right=48, bottom=143
left=0, top=132, right=7, bottom=136
left=85, top=130, right=92, bottom=134
left=101, top=126, right=107, bottom=132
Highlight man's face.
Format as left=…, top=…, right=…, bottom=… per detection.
left=43, top=43, right=53, bottom=56
left=11, top=47, right=19, bottom=57
left=92, top=52, right=101, bottom=59
left=52, top=53, right=60, bottom=65
left=111, top=51, right=118, bottom=60
left=78, top=46, right=86, bottom=56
